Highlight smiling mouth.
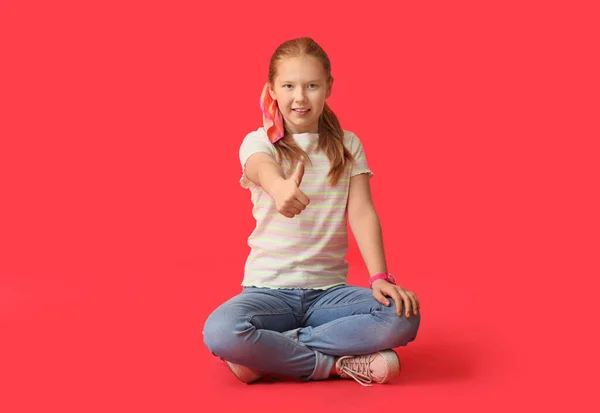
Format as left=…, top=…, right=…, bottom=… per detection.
left=293, top=108, right=310, bottom=113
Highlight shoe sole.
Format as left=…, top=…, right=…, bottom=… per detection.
left=378, top=350, right=401, bottom=383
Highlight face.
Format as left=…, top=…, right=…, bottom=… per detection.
left=269, top=55, right=331, bottom=134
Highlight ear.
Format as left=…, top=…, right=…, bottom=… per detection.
left=326, top=77, right=334, bottom=98
left=268, top=83, right=277, bottom=100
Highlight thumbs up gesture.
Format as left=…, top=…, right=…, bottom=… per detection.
left=272, top=161, right=310, bottom=218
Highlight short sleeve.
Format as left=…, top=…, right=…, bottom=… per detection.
left=347, top=132, right=374, bottom=178
left=239, top=128, right=276, bottom=188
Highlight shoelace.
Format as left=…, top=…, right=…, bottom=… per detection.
left=337, top=355, right=375, bottom=387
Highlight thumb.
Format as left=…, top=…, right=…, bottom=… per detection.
left=291, top=161, right=305, bottom=186
left=372, top=289, right=390, bottom=307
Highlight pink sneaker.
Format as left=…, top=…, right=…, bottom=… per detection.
left=225, top=361, right=263, bottom=384
left=335, top=349, right=401, bottom=386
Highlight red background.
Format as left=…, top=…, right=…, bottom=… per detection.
left=1, top=1, right=598, bottom=412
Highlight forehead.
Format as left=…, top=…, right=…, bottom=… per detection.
left=274, top=56, right=327, bottom=82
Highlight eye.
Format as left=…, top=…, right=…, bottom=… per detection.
left=283, top=84, right=293, bottom=89
left=308, top=84, right=318, bottom=89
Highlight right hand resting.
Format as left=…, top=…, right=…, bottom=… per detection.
left=272, top=161, right=310, bottom=218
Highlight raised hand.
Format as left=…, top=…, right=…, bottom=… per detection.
left=272, top=161, right=310, bottom=218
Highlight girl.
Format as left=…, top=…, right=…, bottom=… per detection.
left=203, top=37, right=420, bottom=386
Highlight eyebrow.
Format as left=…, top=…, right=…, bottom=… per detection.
left=280, top=80, right=322, bottom=84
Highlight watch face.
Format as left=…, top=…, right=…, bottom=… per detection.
left=388, top=274, right=396, bottom=284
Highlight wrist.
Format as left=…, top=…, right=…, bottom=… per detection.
left=263, top=175, right=287, bottom=198
left=369, top=272, right=396, bottom=288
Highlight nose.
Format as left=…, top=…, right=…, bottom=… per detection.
left=294, top=88, right=306, bottom=103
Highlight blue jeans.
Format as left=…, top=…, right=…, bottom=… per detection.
left=203, top=285, right=420, bottom=380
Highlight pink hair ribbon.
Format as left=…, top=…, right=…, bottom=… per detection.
left=259, top=82, right=285, bottom=143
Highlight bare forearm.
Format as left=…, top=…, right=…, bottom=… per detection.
left=257, top=161, right=288, bottom=197
left=349, top=208, right=388, bottom=276
left=245, top=155, right=286, bottom=197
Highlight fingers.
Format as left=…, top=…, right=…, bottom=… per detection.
left=291, top=199, right=307, bottom=212
left=373, top=284, right=420, bottom=318
left=397, top=289, right=413, bottom=317
left=388, top=290, right=404, bottom=316
left=287, top=206, right=303, bottom=216
left=279, top=190, right=310, bottom=218
left=280, top=210, right=294, bottom=218
left=408, top=291, right=419, bottom=315
left=296, top=190, right=310, bottom=206
left=276, top=163, right=309, bottom=220
left=279, top=198, right=308, bottom=218
left=372, top=290, right=390, bottom=307
left=388, top=288, right=419, bottom=318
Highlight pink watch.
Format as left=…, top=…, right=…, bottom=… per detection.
left=369, top=272, right=396, bottom=288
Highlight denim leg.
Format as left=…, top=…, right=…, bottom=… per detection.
left=203, top=288, right=335, bottom=380
left=297, top=285, right=421, bottom=356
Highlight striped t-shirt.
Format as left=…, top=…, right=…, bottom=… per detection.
left=238, top=127, right=373, bottom=289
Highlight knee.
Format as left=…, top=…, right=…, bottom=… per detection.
left=378, top=309, right=421, bottom=348
left=202, top=311, right=222, bottom=355
left=391, top=311, right=420, bottom=346
left=203, top=309, right=242, bottom=357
